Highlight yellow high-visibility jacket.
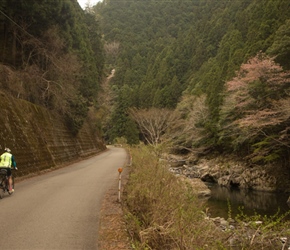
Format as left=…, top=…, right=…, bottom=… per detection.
left=0, top=152, right=15, bottom=168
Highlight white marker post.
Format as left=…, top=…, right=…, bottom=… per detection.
left=118, top=168, right=123, bottom=202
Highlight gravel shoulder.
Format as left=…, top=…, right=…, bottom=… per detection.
left=98, top=167, right=132, bottom=250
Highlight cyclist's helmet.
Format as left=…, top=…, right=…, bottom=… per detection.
left=5, top=148, right=11, bottom=153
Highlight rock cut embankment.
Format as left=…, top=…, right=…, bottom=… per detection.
left=0, top=92, right=106, bottom=176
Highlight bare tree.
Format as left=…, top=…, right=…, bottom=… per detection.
left=4, top=26, right=81, bottom=111
left=164, top=94, right=210, bottom=153
left=129, top=107, right=176, bottom=147
left=104, top=41, right=120, bottom=65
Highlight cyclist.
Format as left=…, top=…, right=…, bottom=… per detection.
left=0, top=148, right=17, bottom=193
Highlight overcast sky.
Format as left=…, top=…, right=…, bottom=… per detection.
left=77, top=0, right=101, bottom=9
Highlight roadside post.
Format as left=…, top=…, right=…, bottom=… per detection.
left=129, top=153, right=132, bottom=166
left=118, top=167, right=123, bottom=202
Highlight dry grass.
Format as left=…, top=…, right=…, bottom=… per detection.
left=122, top=145, right=290, bottom=250
left=98, top=145, right=290, bottom=250
left=123, top=145, right=227, bottom=250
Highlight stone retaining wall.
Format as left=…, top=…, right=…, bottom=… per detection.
left=0, top=92, right=106, bottom=176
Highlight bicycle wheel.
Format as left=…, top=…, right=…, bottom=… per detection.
left=0, top=188, right=4, bottom=199
left=0, top=178, right=5, bottom=199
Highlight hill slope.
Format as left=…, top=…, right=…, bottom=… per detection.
left=95, top=0, right=290, bottom=165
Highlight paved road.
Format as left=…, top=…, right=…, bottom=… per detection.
left=0, top=147, right=128, bottom=250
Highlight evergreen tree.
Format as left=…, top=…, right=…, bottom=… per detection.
left=95, top=0, right=290, bottom=156
left=0, top=0, right=104, bottom=134
left=267, top=19, right=290, bottom=69
left=106, top=85, right=139, bottom=144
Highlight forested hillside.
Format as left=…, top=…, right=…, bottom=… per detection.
left=95, top=0, right=290, bottom=167
left=2, top=0, right=289, bottom=169
left=0, top=0, right=104, bottom=134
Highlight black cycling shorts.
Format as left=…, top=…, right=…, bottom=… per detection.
left=0, top=168, right=12, bottom=177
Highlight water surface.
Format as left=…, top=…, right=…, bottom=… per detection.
left=205, top=184, right=290, bottom=220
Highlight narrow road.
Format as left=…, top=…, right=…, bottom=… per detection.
left=0, top=147, right=128, bottom=250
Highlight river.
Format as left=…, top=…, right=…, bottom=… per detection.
left=205, top=183, right=290, bottom=220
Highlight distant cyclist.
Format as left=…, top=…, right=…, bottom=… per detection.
left=0, top=148, right=17, bottom=193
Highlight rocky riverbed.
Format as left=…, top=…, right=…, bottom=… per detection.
left=167, top=154, right=290, bottom=193
left=165, top=155, right=290, bottom=249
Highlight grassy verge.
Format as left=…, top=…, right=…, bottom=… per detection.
left=123, top=145, right=226, bottom=249
left=123, top=145, right=290, bottom=250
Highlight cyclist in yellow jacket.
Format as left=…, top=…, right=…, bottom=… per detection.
left=0, top=148, right=17, bottom=193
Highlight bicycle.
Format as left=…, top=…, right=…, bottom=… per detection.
left=0, top=169, right=15, bottom=199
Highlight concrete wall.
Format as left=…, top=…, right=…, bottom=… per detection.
left=0, top=91, right=106, bottom=176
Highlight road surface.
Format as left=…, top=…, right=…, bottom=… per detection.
left=0, top=147, right=128, bottom=250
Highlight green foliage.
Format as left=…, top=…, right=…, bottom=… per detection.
left=95, top=0, right=290, bottom=160
left=233, top=209, right=290, bottom=249
left=105, top=85, right=139, bottom=145
left=96, top=0, right=196, bottom=109
left=0, top=0, right=104, bottom=135
left=267, top=19, right=290, bottom=69
left=251, top=138, right=282, bottom=163
left=219, top=54, right=290, bottom=162
left=65, top=94, right=89, bottom=135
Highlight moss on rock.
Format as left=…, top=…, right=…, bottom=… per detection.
left=0, top=92, right=106, bottom=177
